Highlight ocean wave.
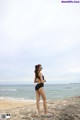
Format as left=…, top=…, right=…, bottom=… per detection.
left=0, top=97, right=36, bottom=102
left=0, top=97, right=15, bottom=100
left=0, top=89, right=17, bottom=92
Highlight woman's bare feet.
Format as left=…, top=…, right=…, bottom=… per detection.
left=41, top=112, right=53, bottom=117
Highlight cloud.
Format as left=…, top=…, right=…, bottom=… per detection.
left=0, top=0, right=80, bottom=84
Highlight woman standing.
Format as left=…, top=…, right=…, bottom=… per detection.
left=34, top=64, right=47, bottom=115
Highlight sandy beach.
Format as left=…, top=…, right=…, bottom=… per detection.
left=0, top=96, right=80, bottom=120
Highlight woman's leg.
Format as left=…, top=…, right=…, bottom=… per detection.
left=35, top=90, right=40, bottom=114
left=38, top=88, right=47, bottom=114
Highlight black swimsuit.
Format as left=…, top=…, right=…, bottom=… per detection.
left=35, top=74, right=44, bottom=91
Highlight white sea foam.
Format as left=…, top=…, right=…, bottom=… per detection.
left=0, top=97, right=36, bottom=102
left=0, top=89, right=17, bottom=92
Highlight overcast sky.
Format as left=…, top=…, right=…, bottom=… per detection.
left=0, top=0, right=80, bottom=84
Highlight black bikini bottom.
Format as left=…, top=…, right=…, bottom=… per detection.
left=35, top=83, right=44, bottom=91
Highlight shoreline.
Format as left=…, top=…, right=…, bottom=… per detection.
left=0, top=95, right=80, bottom=105
left=0, top=97, right=36, bottom=102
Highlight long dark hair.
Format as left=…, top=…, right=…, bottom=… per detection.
left=34, top=64, right=41, bottom=74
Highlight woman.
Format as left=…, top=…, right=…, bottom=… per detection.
left=34, top=64, right=47, bottom=115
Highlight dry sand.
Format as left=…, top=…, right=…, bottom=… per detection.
left=0, top=96, right=80, bottom=120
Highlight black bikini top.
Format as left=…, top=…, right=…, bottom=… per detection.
left=36, top=73, right=44, bottom=80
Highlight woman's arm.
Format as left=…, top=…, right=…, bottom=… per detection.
left=44, top=79, right=46, bottom=82
left=34, top=74, right=39, bottom=83
left=34, top=74, right=36, bottom=83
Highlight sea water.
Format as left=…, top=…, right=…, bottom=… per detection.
left=0, top=83, right=80, bottom=100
